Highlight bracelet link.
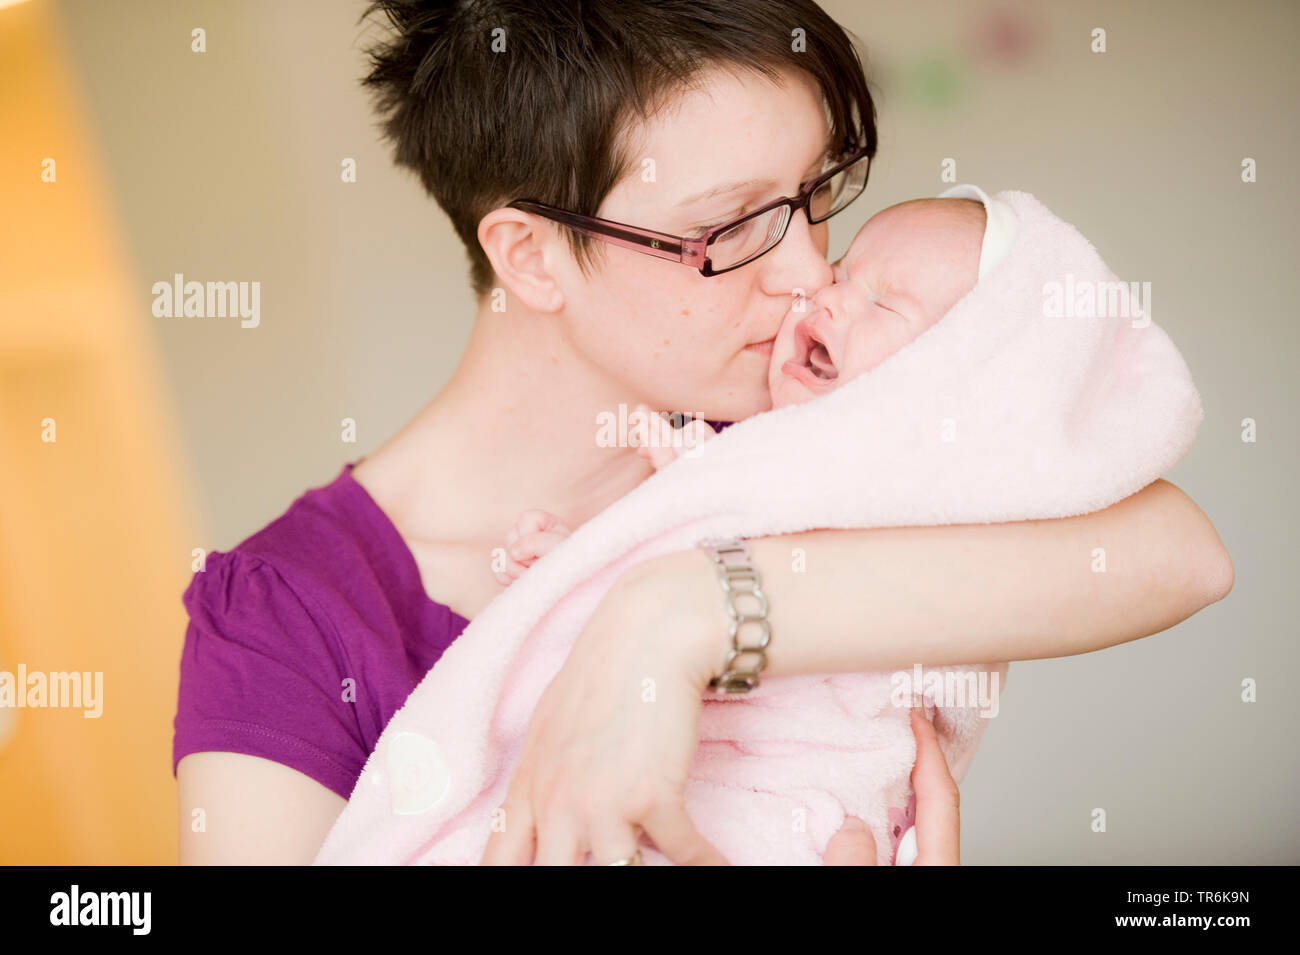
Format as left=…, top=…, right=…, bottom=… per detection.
left=699, top=537, right=770, bottom=694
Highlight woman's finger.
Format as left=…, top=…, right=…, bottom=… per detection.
left=823, top=815, right=877, bottom=866
left=909, top=706, right=961, bottom=865
left=641, top=804, right=729, bottom=866
left=480, top=799, right=537, bottom=865
left=533, top=816, right=587, bottom=866
left=587, top=817, right=645, bottom=866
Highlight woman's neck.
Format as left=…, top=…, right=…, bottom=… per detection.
left=356, top=299, right=655, bottom=545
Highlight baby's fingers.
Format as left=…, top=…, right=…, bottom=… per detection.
left=509, top=528, right=570, bottom=564
left=632, top=404, right=679, bottom=452
left=515, top=508, right=565, bottom=537
left=629, top=403, right=660, bottom=449
left=493, top=553, right=529, bottom=587
left=680, top=418, right=715, bottom=451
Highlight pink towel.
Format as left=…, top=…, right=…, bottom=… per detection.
left=315, top=191, right=1202, bottom=865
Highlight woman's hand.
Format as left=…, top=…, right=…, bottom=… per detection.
left=906, top=705, right=962, bottom=864
left=826, top=707, right=963, bottom=865
left=480, top=556, right=731, bottom=865
left=823, top=707, right=962, bottom=866
left=480, top=550, right=957, bottom=866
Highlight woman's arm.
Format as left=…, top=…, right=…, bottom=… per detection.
left=177, top=753, right=345, bottom=864
left=618, top=479, right=1233, bottom=685
left=482, top=479, right=1231, bottom=865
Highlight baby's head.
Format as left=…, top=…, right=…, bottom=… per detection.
left=769, top=196, right=987, bottom=407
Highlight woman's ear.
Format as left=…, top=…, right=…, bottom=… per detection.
left=477, top=208, right=566, bottom=313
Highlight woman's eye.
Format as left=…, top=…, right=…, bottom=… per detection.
left=686, top=223, right=723, bottom=239
left=714, top=221, right=757, bottom=245
left=688, top=208, right=749, bottom=239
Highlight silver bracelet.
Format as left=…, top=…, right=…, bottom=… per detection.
left=698, top=537, right=771, bottom=693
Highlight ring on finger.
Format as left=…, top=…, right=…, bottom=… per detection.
left=605, top=849, right=643, bottom=866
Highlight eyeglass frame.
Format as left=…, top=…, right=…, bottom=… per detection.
left=505, top=145, right=872, bottom=277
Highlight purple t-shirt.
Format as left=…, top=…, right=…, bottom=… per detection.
left=173, top=420, right=735, bottom=799
left=172, top=462, right=470, bottom=798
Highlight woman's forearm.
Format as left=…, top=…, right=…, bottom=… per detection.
left=619, top=479, right=1233, bottom=682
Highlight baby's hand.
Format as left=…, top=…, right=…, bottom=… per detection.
left=494, top=508, right=571, bottom=587
left=630, top=403, right=715, bottom=469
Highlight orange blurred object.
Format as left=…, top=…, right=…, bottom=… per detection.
left=0, top=0, right=197, bottom=863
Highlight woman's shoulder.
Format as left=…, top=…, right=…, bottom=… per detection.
left=182, top=460, right=464, bottom=666
left=218, top=461, right=387, bottom=579
left=175, top=462, right=467, bottom=797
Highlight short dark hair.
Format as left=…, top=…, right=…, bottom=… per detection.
left=362, top=0, right=877, bottom=295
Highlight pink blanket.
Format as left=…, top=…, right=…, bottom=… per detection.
left=315, top=191, right=1202, bottom=865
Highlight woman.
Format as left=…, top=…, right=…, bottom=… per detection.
left=175, top=0, right=1232, bottom=865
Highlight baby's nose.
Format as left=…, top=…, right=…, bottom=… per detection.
left=811, top=284, right=845, bottom=321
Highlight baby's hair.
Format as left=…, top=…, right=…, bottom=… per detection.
left=946, top=197, right=988, bottom=234
left=871, top=196, right=985, bottom=237
left=360, top=0, right=877, bottom=295
left=896, top=195, right=982, bottom=214
left=950, top=196, right=986, bottom=215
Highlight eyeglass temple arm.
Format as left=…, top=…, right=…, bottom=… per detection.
left=508, top=201, right=708, bottom=267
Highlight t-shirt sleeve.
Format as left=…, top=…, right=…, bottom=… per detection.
left=172, top=549, right=367, bottom=799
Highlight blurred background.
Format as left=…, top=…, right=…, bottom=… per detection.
left=0, top=0, right=1295, bottom=863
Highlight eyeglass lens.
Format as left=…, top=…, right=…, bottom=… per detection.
left=706, top=156, right=868, bottom=271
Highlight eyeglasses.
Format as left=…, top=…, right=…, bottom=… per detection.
left=507, top=146, right=871, bottom=277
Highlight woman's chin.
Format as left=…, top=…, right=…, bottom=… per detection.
left=699, top=381, right=772, bottom=421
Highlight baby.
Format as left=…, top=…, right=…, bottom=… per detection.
left=495, top=184, right=1018, bottom=585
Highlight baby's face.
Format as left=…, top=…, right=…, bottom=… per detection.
left=768, top=198, right=985, bottom=407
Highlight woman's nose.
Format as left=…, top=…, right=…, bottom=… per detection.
left=760, top=211, right=833, bottom=298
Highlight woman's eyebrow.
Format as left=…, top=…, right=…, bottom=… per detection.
left=674, top=154, right=831, bottom=209
left=676, top=178, right=774, bottom=208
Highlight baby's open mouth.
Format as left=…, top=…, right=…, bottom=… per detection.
left=781, top=318, right=839, bottom=389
